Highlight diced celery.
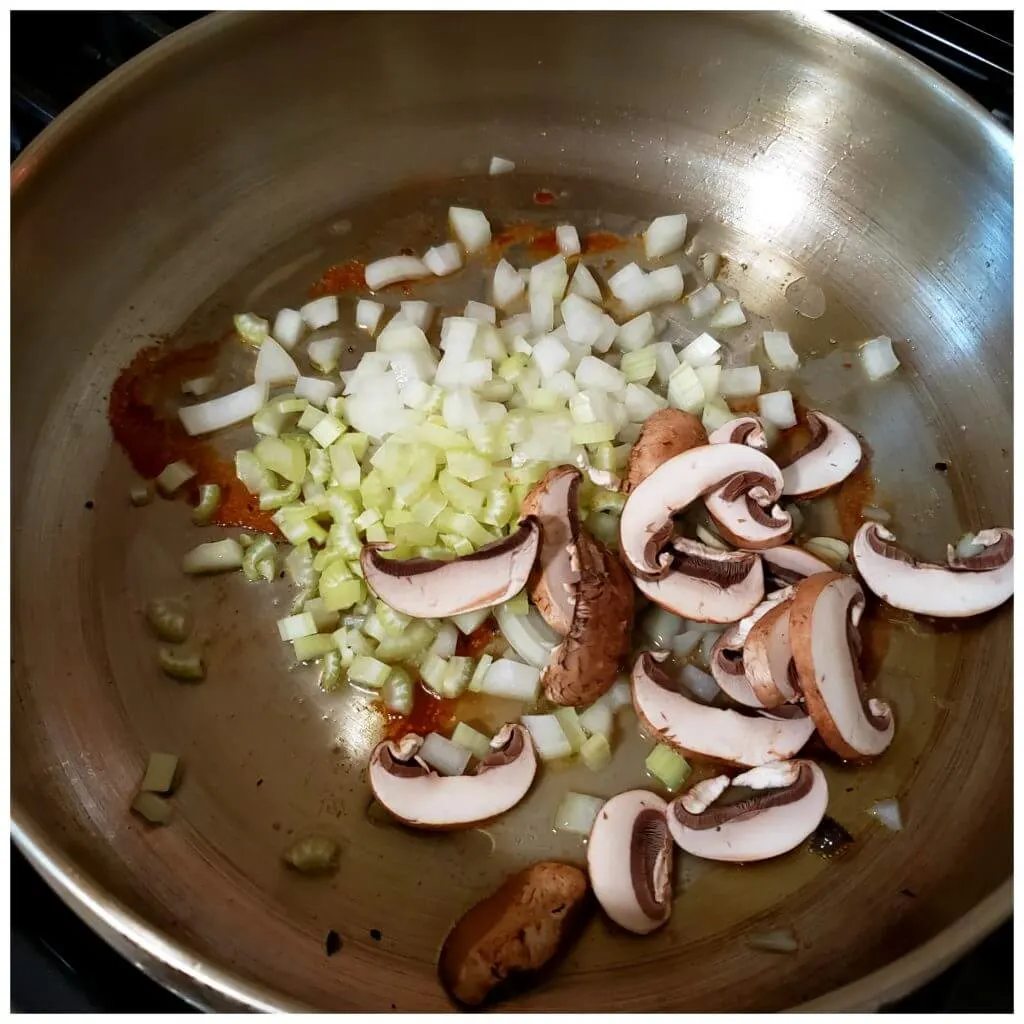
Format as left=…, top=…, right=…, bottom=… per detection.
left=242, top=533, right=277, bottom=582
left=587, top=488, right=626, bottom=515
left=310, top=414, right=346, bottom=449
left=325, top=395, right=346, bottom=420
left=298, top=405, right=327, bottom=432
left=273, top=512, right=328, bottom=546
left=413, top=420, right=473, bottom=450
left=394, top=522, right=438, bottom=548
left=354, top=508, right=381, bottom=530
left=347, top=654, right=392, bottom=689
left=373, top=621, right=436, bottom=663
left=336, top=431, right=369, bottom=460
left=375, top=602, right=412, bottom=636
left=441, top=656, right=474, bottom=698
left=319, top=561, right=363, bottom=611
left=441, top=533, right=474, bottom=556
left=277, top=612, right=318, bottom=641
left=155, top=459, right=196, bottom=496
left=620, top=346, right=658, bottom=385
left=468, top=653, right=494, bottom=692
left=131, top=791, right=172, bottom=825
left=365, top=522, right=388, bottom=544
left=645, top=744, right=691, bottom=792
left=393, top=458, right=437, bottom=507
left=451, top=722, right=492, bottom=760
left=554, top=707, right=587, bottom=753
left=446, top=449, right=492, bottom=483
left=235, top=450, right=278, bottom=495
left=324, top=488, right=361, bottom=523
left=580, top=732, right=612, bottom=771
left=140, top=752, right=180, bottom=794
left=157, top=647, right=205, bottom=681
left=419, top=653, right=449, bottom=694
left=303, top=597, right=340, bottom=633
left=438, top=470, right=485, bottom=515
left=183, top=538, right=244, bottom=575
left=503, top=589, right=529, bottom=616
left=411, top=486, right=447, bottom=527
left=329, top=441, right=362, bottom=490
left=328, top=520, right=362, bottom=559
left=255, top=436, right=306, bottom=484
left=383, top=508, right=415, bottom=528
left=307, top=447, right=331, bottom=484
left=481, top=487, right=516, bottom=528
left=258, top=480, right=301, bottom=511
left=437, top=509, right=494, bottom=547
left=359, top=469, right=392, bottom=512
left=571, top=420, right=617, bottom=446
left=382, top=667, right=414, bottom=714
left=293, top=633, right=340, bottom=662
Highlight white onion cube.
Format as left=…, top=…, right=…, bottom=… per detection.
left=644, top=214, right=688, bottom=260
left=680, top=331, right=722, bottom=367
left=568, top=263, right=603, bottom=304
left=531, top=334, right=571, bottom=378
left=652, top=340, right=680, bottom=384
left=521, top=714, right=573, bottom=761
left=575, top=355, right=625, bottom=392
left=449, top=206, right=492, bottom=253
left=860, top=336, right=901, bottom=380
left=465, top=300, right=496, bottom=324
left=356, top=299, right=385, bottom=335
left=400, top=300, right=434, bottom=331
left=763, top=330, right=800, bottom=370
left=556, top=224, right=581, bottom=256
left=272, top=308, right=304, bottom=350
left=489, top=155, right=516, bottom=176
left=616, top=312, right=656, bottom=352
left=667, top=362, right=705, bottom=413
left=709, top=299, right=747, bottom=329
left=492, top=259, right=525, bottom=309
left=719, top=365, right=762, bottom=397
left=299, top=295, right=339, bottom=329
left=423, top=242, right=463, bottom=277
left=365, top=255, right=431, bottom=291
left=560, top=293, right=605, bottom=347
left=687, top=282, right=722, bottom=319
left=758, top=390, right=797, bottom=429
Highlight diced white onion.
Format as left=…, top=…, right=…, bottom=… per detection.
left=253, top=336, right=300, bottom=384
left=680, top=331, right=721, bottom=367
left=603, top=678, right=633, bottom=712
left=307, top=336, right=343, bottom=375
left=652, top=341, right=679, bottom=385
left=423, top=242, right=463, bottom=277
left=758, top=390, right=797, bottom=429
left=608, top=263, right=653, bottom=314
left=575, top=355, right=625, bottom=392
left=155, top=460, right=196, bottom=495
left=868, top=798, right=904, bottom=832
left=672, top=629, right=704, bottom=657
left=181, top=375, right=216, bottom=397
left=521, top=714, right=572, bottom=761
left=709, top=299, right=747, bottom=329
left=400, top=300, right=434, bottom=331
left=365, top=256, right=431, bottom=291
left=465, top=300, right=496, bottom=324
left=554, top=792, right=605, bottom=835
left=452, top=608, right=491, bottom=635
left=644, top=214, right=688, bottom=260
left=531, top=334, right=571, bottom=379
left=355, top=299, right=385, bottom=335
left=489, top=155, right=516, bottom=176
left=272, top=308, right=305, bottom=349
left=494, top=602, right=558, bottom=668
left=560, top=294, right=604, bottom=347
left=763, top=330, right=800, bottom=370
left=719, top=365, right=762, bottom=397
left=419, top=733, right=471, bottom=777
left=699, top=629, right=725, bottom=664
left=860, top=336, right=901, bottom=380
left=687, top=283, right=722, bottom=319
left=578, top=701, right=613, bottom=738
left=701, top=398, right=734, bottom=432
left=616, top=312, right=655, bottom=352
left=568, top=263, right=602, bottom=303
left=480, top=657, right=542, bottom=701
left=698, top=252, right=720, bottom=280
left=492, top=259, right=525, bottom=309
left=449, top=206, right=492, bottom=253
left=695, top=364, right=721, bottom=401
left=667, top=362, right=705, bottom=413
left=178, top=383, right=268, bottom=436
left=299, top=295, right=339, bottom=329
left=294, top=376, right=339, bottom=406
left=646, top=265, right=685, bottom=305
left=623, top=382, right=667, bottom=422
left=556, top=224, right=581, bottom=256
left=682, top=664, right=721, bottom=705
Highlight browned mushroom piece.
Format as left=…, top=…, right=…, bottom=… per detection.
left=781, top=411, right=862, bottom=498
left=360, top=518, right=540, bottom=618
left=541, top=531, right=634, bottom=706
left=623, top=408, right=707, bottom=494
left=632, top=652, right=814, bottom=766
left=368, top=724, right=537, bottom=829
left=852, top=523, right=1013, bottom=617
left=705, top=470, right=793, bottom=549
left=587, top=790, right=673, bottom=934
left=789, top=572, right=894, bottom=761
left=520, top=465, right=583, bottom=635
left=438, top=861, right=589, bottom=1007
left=667, top=760, right=828, bottom=861
left=743, top=594, right=800, bottom=707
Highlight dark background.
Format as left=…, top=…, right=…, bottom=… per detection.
left=10, top=10, right=1013, bottom=1013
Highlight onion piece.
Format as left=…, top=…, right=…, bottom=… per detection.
left=698, top=252, right=720, bottom=280
left=299, top=296, right=339, bottom=330
left=868, top=798, right=904, bottom=832
left=641, top=606, right=686, bottom=648
left=155, top=460, right=196, bottom=496
left=181, top=375, right=217, bottom=397
left=494, top=601, right=558, bottom=668
left=449, top=207, right=492, bottom=253
left=489, top=155, right=516, bottom=176
left=178, top=383, right=268, bottom=436
left=451, top=722, right=492, bottom=760
left=355, top=299, right=385, bottom=334
left=554, top=792, right=605, bottom=834
left=699, top=629, right=724, bottom=664
left=556, top=224, right=581, bottom=256
left=758, top=389, right=797, bottom=429
left=418, top=732, right=472, bottom=777
left=719, top=365, right=762, bottom=397
left=521, top=713, right=572, bottom=761
left=568, top=263, right=602, bottom=304
left=687, top=283, right=722, bottom=319
left=492, top=259, right=525, bottom=308
left=860, top=336, right=901, bottom=380
left=708, top=299, right=747, bottom=329
left=578, top=701, right=613, bottom=739
left=671, top=629, right=703, bottom=658
left=644, top=214, right=688, bottom=260
left=294, top=376, right=339, bottom=407
left=400, top=300, right=435, bottom=331
left=365, top=255, right=431, bottom=291
left=747, top=929, right=799, bottom=954
left=480, top=658, right=542, bottom=701
left=423, top=242, right=463, bottom=277
left=465, top=300, right=496, bottom=324
left=681, top=664, right=721, bottom=705
left=255, top=336, right=300, bottom=384
left=803, top=536, right=850, bottom=567
left=763, top=330, right=800, bottom=370
left=272, top=308, right=305, bottom=349
left=680, top=332, right=721, bottom=367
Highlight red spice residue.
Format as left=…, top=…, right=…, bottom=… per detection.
left=108, top=340, right=280, bottom=534
left=309, top=259, right=367, bottom=298
left=382, top=685, right=457, bottom=741
left=490, top=223, right=629, bottom=264
left=533, top=189, right=557, bottom=206
left=456, top=619, right=499, bottom=659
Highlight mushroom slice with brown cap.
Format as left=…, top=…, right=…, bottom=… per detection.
left=542, top=531, right=634, bottom=705
left=789, top=572, right=894, bottom=761
left=619, top=443, right=785, bottom=578
left=633, top=537, right=764, bottom=624
left=623, top=408, right=707, bottom=494
left=743, top=597, right=799, bottom=708
left=781, top=411, right=862, bottom=498
left=632, top=652, right=814, bottom=766
left=667, top=760, right=828, bottom=862
left=762, top=545, right=833, bottom=588
left=520, top=466, right=582, bottom=635
left=587, top=790, right=673, bottom=935
left=360, top=518, right=540, bottom=618
left=368, top=724, right=537, bottom=829
left=852, top=523, right=1013, bottom=618
left=708, top=415, right=769, bottom=451
left=705, top=472, right=794, bottom=550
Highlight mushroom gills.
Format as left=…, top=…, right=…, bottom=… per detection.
left=359, top=518, right=541, bottom=619
left=705, top=470, right=793, bottom=550
left=631, top=652, right=814, bottom=766
left=587, top=790, right=673, bottom=934
left=667, top=760, right=828, bottom=862
left=852, top=523, right=1013, bottom=618
left=789, top=572, right=895, bottom=761
left=708, top=415, right=769, bottom=450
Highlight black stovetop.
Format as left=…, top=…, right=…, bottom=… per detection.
left=10, top=11, right=1013, bottom=1014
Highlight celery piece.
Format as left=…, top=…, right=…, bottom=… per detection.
left=580, top=732, right=612, bottom=771
left=191, top=484, right=222, bottom=525
left=234, top=311, right=269, bottom=347
left=411, top=486, right=448, bottom=527
left=437, top=510, right=493, bottom=548
left=277, top=612, right=318, bottom=642
left=329, top=441, right=362, bottom=490
left=319, top=563, right=363, bottom=612
left=587, top=488, right=626, bottom=515
left=413, top=420, right=473, bottom=451
left=393, top=458, right=436, bottom=508
left=468, top=653, right=494, bottom=693
left=157, top=647, right=205, bottom=682
left=304, top=597, right=340, bottom=633
left=144, top=598, right=192, bottom=644
left=394, top=522, right=437, bottom=548
left=451, top=722, right=492, bottom=760
left=131, top=791, right=172, bottom=825
left=359, top=470, right=392, bottom=513
left=375, top=602, right=412, bottom=636
left=183, top=538, right=244, bottom=575
left=440, top=533, right=474, bottom=557
left=362, top=611, right=387, bottom=643
left=554, top=707, right=587, bottom=753
left=382, top=668, right=415, bottom=714
left=324, top=488, right=362, bottom=524
left=571, top=421, right=617, bottom=446
left=258, top=479, right=301, bottom=511
left=235, top=449, right=278, bottom=495
left=255, top=436, right=307, bottom=484
left=373, top=621, right=436, bottom=663
left=310, top=414, right=346, bottom=449
left=273, top=510, right=328, bottom=546
left=446, top=449, right=492, bottom=483
left=308, top=447, right=331, bottom=485
left=319, top=649, right=345, bottom=692
left=441, top=656, right=474, bottom=698
left=140, top=752, right=180, bottom=794
left=282, top=835, right=340, bottom=875
left=481, top=487, right=515, bottom=528
left=336, top=430, right=368, bottom=461
left=348, top=654, right=391, bottom=689
left=242, top=534, right=277, bottom=582
left=591, top=442, right=617, bottom=472
left=419, top=653, right=449, bottom=694
left=365, top=522, right=388, bottom=544
left=325, top=395, right=346, bottom=420
left=383, top=508, right=415, bottom=528
left=285, top=542, right=315, bottom=587
left=503, top=589, right=529, bottom=616
left=293, top=634, right=338, bottom=662
left=645, top=744, right=691, bottom=792
left=355, top=508, right=381, bottom=530
left=297, top=405, right=327, bottom=432
left=620, top=346, right=658, bottom=385
left=155, top=460, right=196, bottom=496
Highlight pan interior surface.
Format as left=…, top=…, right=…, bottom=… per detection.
left=11, top=12, right=1011, bottom=1012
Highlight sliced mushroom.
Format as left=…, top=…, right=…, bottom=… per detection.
left=852, top=523, right=1013, bottom=618
left=623, top=408, right=707, bottom=494
left=439, top=861, right=589, bottom=1007
left=667, top=760, right=828, bottom=862
left=781, top=411, right=862, bottom=498
left=708, top=415, right=769, bottom=451
left=619, top=443, right=786, bottom=578
left=520, top=466, right=582, bottom=635
left=542, top=531, right=634, bottom=705
left=360, top=518, right=540, bottom=618
left=632, top=652, right=814, bottom=766
left=762, top=545, right=834, bottom=588
left=744, top=597, right=799, bottom=707
left=368, top=724, right=537, bottom=829
left=587, top=790, right=673, bottom=935
left=705, top=471, right=794, bottom=550
left=633, top=537, right=764, bottom=624
left=789, top=572, right=894, bottom=761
